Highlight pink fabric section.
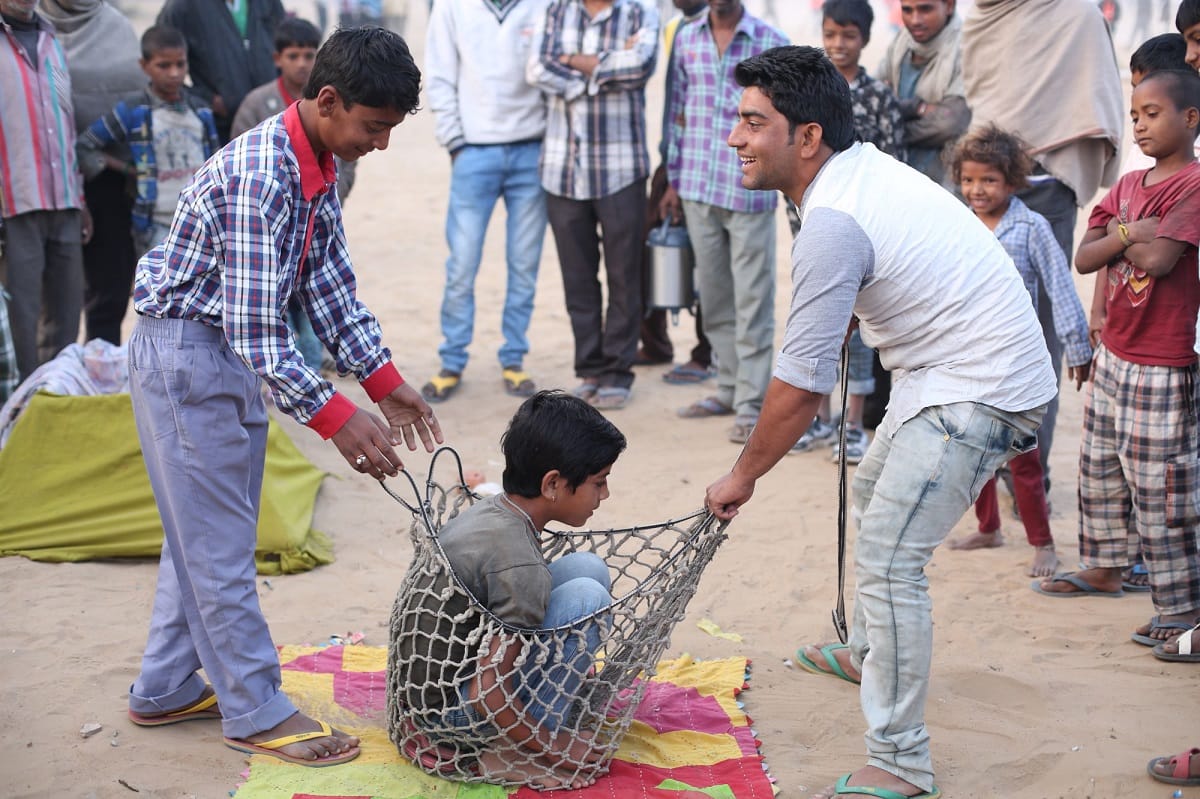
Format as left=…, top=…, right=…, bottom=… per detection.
left=632, top=680, right=735, bottom=736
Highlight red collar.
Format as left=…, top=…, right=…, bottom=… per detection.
left=283, top=101, right=335, bottom=202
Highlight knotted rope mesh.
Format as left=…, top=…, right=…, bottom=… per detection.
left=384, top=447, right=729, bottom=786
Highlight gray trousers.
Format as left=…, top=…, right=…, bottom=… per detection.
left=683, top=200, right=776, bottom=422
left=0, top=209, right=83, bottom=378
left=1018, top=178, right=1077, bottom=488
left=126, top=316, right=298, bottom=740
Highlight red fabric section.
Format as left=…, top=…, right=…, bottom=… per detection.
left=514, top=759, right=774, bottom=799
left=306, top=391, right=356, bottom=439
left=360, top=362, right=403, bottom=402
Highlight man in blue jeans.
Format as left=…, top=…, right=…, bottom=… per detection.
left=422, top=0, right=550, bottom=404
left=705, top=47, right=1054, bottom=799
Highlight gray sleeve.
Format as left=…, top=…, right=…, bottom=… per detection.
left=775, top=207, right=874, bottom=395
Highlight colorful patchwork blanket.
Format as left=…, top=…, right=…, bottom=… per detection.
left=232, top=645, right=774, bottom=799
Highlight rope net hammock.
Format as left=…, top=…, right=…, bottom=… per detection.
left=384, top=447, right=729, bottom=787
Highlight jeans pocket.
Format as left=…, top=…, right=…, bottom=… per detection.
left=1165, top=456, right=1200, bottom=529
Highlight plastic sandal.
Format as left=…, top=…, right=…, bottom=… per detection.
left=501, top=367, right=536, bottom=398
left=224, top=719, right=360, bottom=767
left=421, top=372, right=461, bottom=403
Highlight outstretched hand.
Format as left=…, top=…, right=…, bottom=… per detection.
left=378, top=382, right=443, bottom=453
left=330, top=407, right=403, bottom=479
left=705, top=472, right=755, bottom=521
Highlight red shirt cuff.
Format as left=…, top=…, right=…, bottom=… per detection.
left=307, top=391, right=356, bottom=439
left=360, top=362, right=403, bottom=402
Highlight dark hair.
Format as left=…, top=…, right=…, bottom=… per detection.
left=501, top=391, right=627, bottom=498
left=1137, top=68, right=1200, bottom=126
left=950, top=124, right=1033, bottom=188
left=1176, top=0, right=1200, bottom=32
left=822, top=0, right=874, bottom=44
left=140, top=25, right=186, bottom=60
left=303, top=26, right=421, bottom=115
left=274, top=16, right=321, bottom=52
left=1131, top=33, right=1187, bottom=76
left=734, top=46, right=855, bottom=150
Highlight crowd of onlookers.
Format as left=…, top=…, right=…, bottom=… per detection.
left=2, top=0, right=1199, bottom=788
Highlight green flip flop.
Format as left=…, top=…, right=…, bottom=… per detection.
left=794, top=642, right=860, bottom=685
left=832, top=773, right=942, bottom=798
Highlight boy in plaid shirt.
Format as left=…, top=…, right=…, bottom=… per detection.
left=124, top=28, right=442, bottom=766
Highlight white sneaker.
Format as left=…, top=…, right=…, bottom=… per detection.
left=791, top=417, right=836, bottom=453
left=830, top=426, right=870, bottom=465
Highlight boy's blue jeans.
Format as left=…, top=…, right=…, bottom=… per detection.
left=448, top=551, right=611, bottom=733
left=848, top=401, right=1043, bottom=791
left=438, top=142, right=547, bottom=374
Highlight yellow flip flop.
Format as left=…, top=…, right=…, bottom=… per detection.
left=128, top=692, right=222, bottom=727
left=421, top=371, right=461, bottom=403
left=224, top=719, right=360, bottom=767
left=501, top=367, right=536, bottom=398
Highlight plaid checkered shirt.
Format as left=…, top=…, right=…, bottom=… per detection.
left=132, top=103, right=401, bottom=436
left=665, top=10, right=788, bottom=213
left=528, top=0, right=658, bottom=199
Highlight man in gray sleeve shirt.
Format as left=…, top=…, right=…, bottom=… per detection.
left=704, top=47, right=1055, bottom=799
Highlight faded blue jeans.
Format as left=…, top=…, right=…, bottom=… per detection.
left=848, top=402, right=1044, bottom=791
left=448, top=551, right=611, bottom=732
left=438, top=142, right=547, bottom=374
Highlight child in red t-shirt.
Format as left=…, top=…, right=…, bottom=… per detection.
left=1035, top=69, right=1200, bottom=653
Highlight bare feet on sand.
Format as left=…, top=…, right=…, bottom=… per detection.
left=1029, top=545, right=1060, bottom=578
left=811, top=765, right=934, bottom=799
left=235, top=712, right=359, bottom=763
left=948, top=530, right=1003, bottom=551
left=477, top=749, right=598, bottom=791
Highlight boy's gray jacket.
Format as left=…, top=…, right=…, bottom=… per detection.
left=425, top=0, right=550, bottom=153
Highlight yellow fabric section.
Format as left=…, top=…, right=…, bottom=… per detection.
left=0, top=391, right=333, bottom=574
left=242, top=761, right=492, bottom=799
left=342, top=645, right=388, bottom=673
left=617, top=720, right=744, bottom=767
left=652, top=655, right=749, bottom=725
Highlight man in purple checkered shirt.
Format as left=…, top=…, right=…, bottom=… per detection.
left=124, top=28, right=442, bottom=767
left=661, top=0, right=787, bottom=442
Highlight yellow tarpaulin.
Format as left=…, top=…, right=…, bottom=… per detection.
left=0, top=390, right=333, bottom=574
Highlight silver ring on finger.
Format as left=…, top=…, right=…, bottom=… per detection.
left=355, top=454, right=368, bottom=467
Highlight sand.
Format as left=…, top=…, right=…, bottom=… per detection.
left=1, top=3, right=1197, bottom=797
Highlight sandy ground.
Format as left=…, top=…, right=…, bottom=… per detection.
left=1, top=2, right=1198, bottom=797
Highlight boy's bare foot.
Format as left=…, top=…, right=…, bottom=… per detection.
left=233, top=712, right=359, bottom=763
left=811, top=765, right=933, bottom=799
left=476, top=749, right=598, bottom=791
left=948, top=530, right=1003, bottom=551
left=1028, top=545, right=1059, bottom=578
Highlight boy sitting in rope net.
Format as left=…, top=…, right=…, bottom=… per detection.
left=391, top=390, right=626, bottom=790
